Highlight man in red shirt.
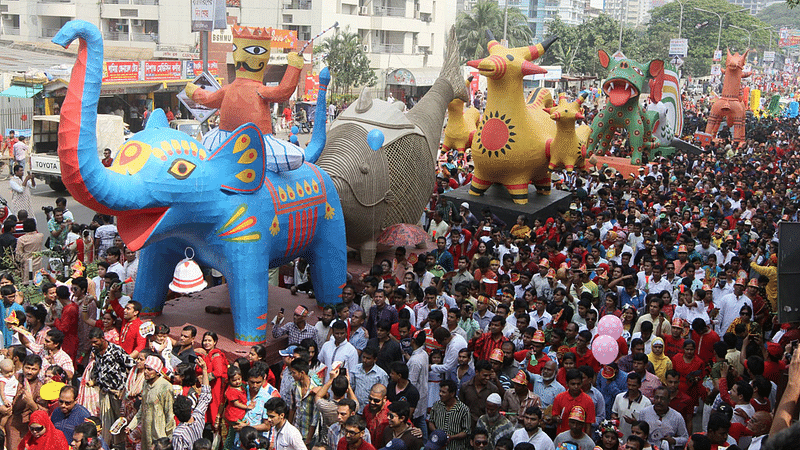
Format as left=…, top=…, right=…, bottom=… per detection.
left=690, top=318, right=720, bottom=364
left=110, top=298, right=147, bottom=357
left=666, top=369, right=695, bottom=433
left=362, top=384, right=391, bottom=449
left=551, top=368, right=596, bottom=434
left=526, top=329, right=551, bottom=374
left=53, top=282, right=80, bottom=362
left=338, top=415, right=376, bottom=450
left=471, top=316, right=508, bottom=362
left=570, top=330, right=600, bottom=373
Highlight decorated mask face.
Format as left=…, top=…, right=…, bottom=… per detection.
left=232, top=26, right=272, bottom=82
left=598, top=49, right=663, bottom=107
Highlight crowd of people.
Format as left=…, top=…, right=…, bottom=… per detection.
left=0, top=91, right=798, bottom=450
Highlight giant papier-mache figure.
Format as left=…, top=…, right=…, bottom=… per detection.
left=585, top=50, right=664, bottom=165
left=52, top=20, right=346, bottom=344
left=185, top=25, right=306, bottom=172
left=465, top=32, right=593, bottom=205
left=705, top=49, right=749, bottom=143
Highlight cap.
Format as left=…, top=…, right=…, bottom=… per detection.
left=294, top=305, right=309, bottom=316
left=702, top=284, right=712, bottom=291
left=460, top=202, right=470, bottom=210
left=279, top=344, right=298, bottom=357
left=477, top=295, right=491, bottom=305
left=486, top=393, right=502, bottom=405
left=678, top=245, right=688, bottom=253
left=511, top=370, right=528, bottom=385
left=671, top=317, right=684, bottom=327
left=539, top=259, right=550, bottom=268
left=381, top=439, right=408, bottom=450
left=568, top=405, right=586, bottom=422
left=767, top=342, right=783, bottom=357
left=489, top=348, right=505, bottom=363
left=748, top=278, right=759, bottom=287
left=601, top=365, right=616, bottom=379
left=744, top=219, right=752, bottom=226
left=735, top=278, right=747, bottom=286
left=546, top=268, right=556, bottom=279
left=425, top=430, right=449, bottom=450
left=533, top=329, right=546, bottom=344
left=616, top=231, right=627, bottom=241
left=144, top=355, right=164, bottom=373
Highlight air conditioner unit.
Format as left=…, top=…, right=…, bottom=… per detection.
left=360, top=5, right=369, bottom=14
left=423, top=16, right=431, bottom=22
left=363, top=44, right=369, bottom=52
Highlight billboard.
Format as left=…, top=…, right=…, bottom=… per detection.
left=102, top=61, right=141, bottom=82
left=779, top=28, right=800, bottom=48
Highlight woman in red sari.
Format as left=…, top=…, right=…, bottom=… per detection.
left=670, top=339, right=706, bottom=401
left=17, top=410, right=69, bottom=450
left=197, top=331, right=228, bottom=425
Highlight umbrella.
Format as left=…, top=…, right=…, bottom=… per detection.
left=377, top=223, right=428, bottom=247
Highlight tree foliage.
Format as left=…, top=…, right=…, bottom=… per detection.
left=757, top=2, right=800, bottom=28
left=314, top=26, right=377, bottom=97
left=644, top=0, right=773, bottom=77
left=537, top=0, right=775, bottom=78
left=455, top=0, right=533, bottom=61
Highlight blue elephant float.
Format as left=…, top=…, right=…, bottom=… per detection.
left=52, top=21, right=346, bottom=344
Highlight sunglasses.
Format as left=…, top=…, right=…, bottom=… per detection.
left=29, top=426, right=44, bottom=433
left=475, top=441, right=490, bottom=447
left=368, top=397, right=382, bottom=403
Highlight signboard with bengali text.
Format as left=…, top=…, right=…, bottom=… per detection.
left=144, top=60, right=183, bottom=81
left=103, top=61, right=141, bottom=82
left=669, top=39, right=688, bottom=57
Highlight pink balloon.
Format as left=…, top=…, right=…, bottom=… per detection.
left=593, top=335, right=619, bottom=365
left=597, top=314, right=623, bottom=340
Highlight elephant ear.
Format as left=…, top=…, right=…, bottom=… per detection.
left=207, top=123, right=266, bottom=194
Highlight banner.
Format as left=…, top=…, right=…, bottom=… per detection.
left=271, top=29, right=298, bottom=49
left=144, top=60, right=183, bottom=81
left=303, top=73, right=319, bottom=101
left=103, top=61, right=141, bottom=82
left=713, top=49, right=722, bottom=62
left=779, top=28, right=800, bottom=48
left=669, top=39, right=688, bottom=58
left=188, top=60, right=219, bottom=76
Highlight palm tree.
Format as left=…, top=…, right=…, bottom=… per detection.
left=315, top=26, right=376, bottom=97
left=550, top=40, right=582, bottom=75
left=455, top=0, right=533, bottom=61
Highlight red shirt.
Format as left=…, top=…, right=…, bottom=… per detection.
left=551, top=390, right=596, bottom=433
left=471, top=332, right=508, bottom=362
left=763, top=359, right=787, bottom=384
left=691, top=329, right=720, bottom=363
left=338, top=438, right=377, bottom=450
left=363, top=402, right=391, bottom=449
left=111, top=299, right=148, bottom=355
left=569, top=347, right=601, bottom=373
left=223, top=386, right=248, bottom=422
left=669, top=390, right=695, bottom=418
left=53, top=301, right=79, bottom=361
left=662, top=335, right=684, bottom=358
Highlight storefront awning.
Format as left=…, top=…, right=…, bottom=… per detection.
left=386, top=67, right=441, bottom=87
left=0, top=85, right=42, bottom=98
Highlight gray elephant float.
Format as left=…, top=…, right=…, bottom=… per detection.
left=317, top=27, right=468, bottom=266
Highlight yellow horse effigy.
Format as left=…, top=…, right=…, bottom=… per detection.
left=443, top=77, right=481, bottom=157
left=545, top=93, right=591, bottom=172
left=466, top=32, right=589, bottom=204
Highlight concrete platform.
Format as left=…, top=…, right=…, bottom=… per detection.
left=441, top=184, right=573, bottom=229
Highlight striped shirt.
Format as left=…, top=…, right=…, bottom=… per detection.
left=273, top=321, right=318, bottom=346
left=171, top=384, right=211, bottom=450
left=429, top=400, right=471, bottom=450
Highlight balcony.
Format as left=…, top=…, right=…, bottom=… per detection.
left=372, top=43, right=404, bottom=53
left=130, top=31, right=157, bottom=42
left=104, top=30, right=128, bottom=40
left=373, top=5, right=405, bottom=16
left=41, top=28, right=61, bottom=37
left=285, top=0, right=311, bottom=9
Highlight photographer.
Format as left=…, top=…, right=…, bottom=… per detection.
left=47, top=207, right=71, bottom=250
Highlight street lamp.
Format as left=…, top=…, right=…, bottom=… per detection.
left=674, top=0, right=684, bottom=40
left=694, top=7, right=748, bottom=52
left=731, top=25, right=751, bottom=50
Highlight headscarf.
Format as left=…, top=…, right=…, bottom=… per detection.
left=648, top=337, right=672, bottom=383
left=17, top=410, right=69, bottom=450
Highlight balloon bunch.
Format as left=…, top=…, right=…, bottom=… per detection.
left=594, top=315, right=624, bottom=365
left=289, top=125, right=300, bottom=145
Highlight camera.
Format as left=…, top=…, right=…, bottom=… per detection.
left=83, top=230, right=90, bottom=238
left=42, top=206, right=54, bottom=214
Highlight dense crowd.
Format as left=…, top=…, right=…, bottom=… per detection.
left=0, top=95, right=798, bottom=450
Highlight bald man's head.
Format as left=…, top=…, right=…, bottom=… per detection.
left=747, top=411, right=772, bottom=435
left=368, top=384, right=387, bottom=412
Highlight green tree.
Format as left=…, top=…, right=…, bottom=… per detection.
left=454, top=0, right=533, bottom=61
left=314, top=26, right=377, bottom=97
left=757, top=2, right=800, bottom=29
left=644, top=0, right=772, bottom=77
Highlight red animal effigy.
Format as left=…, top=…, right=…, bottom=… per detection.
left=705, top=49, right=750, bottom=142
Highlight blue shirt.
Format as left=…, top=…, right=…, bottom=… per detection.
left=531, top=374, right=565, bottom=409
left=596, top=371, right=628, bottom=419
left=51, top=402, right=91, bottom=443
left=1, top=301, right=23, bottom=347
left=236, top=384, right=278, bottom=446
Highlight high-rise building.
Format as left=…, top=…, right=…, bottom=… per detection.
left=498, top=0, right=581, bottom=41
left=0, top=0, right=456, bottom=86
left=605, top=0, right=650, bottom=28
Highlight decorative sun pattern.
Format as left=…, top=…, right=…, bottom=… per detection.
left=477, top=111, right=516, bottom=158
